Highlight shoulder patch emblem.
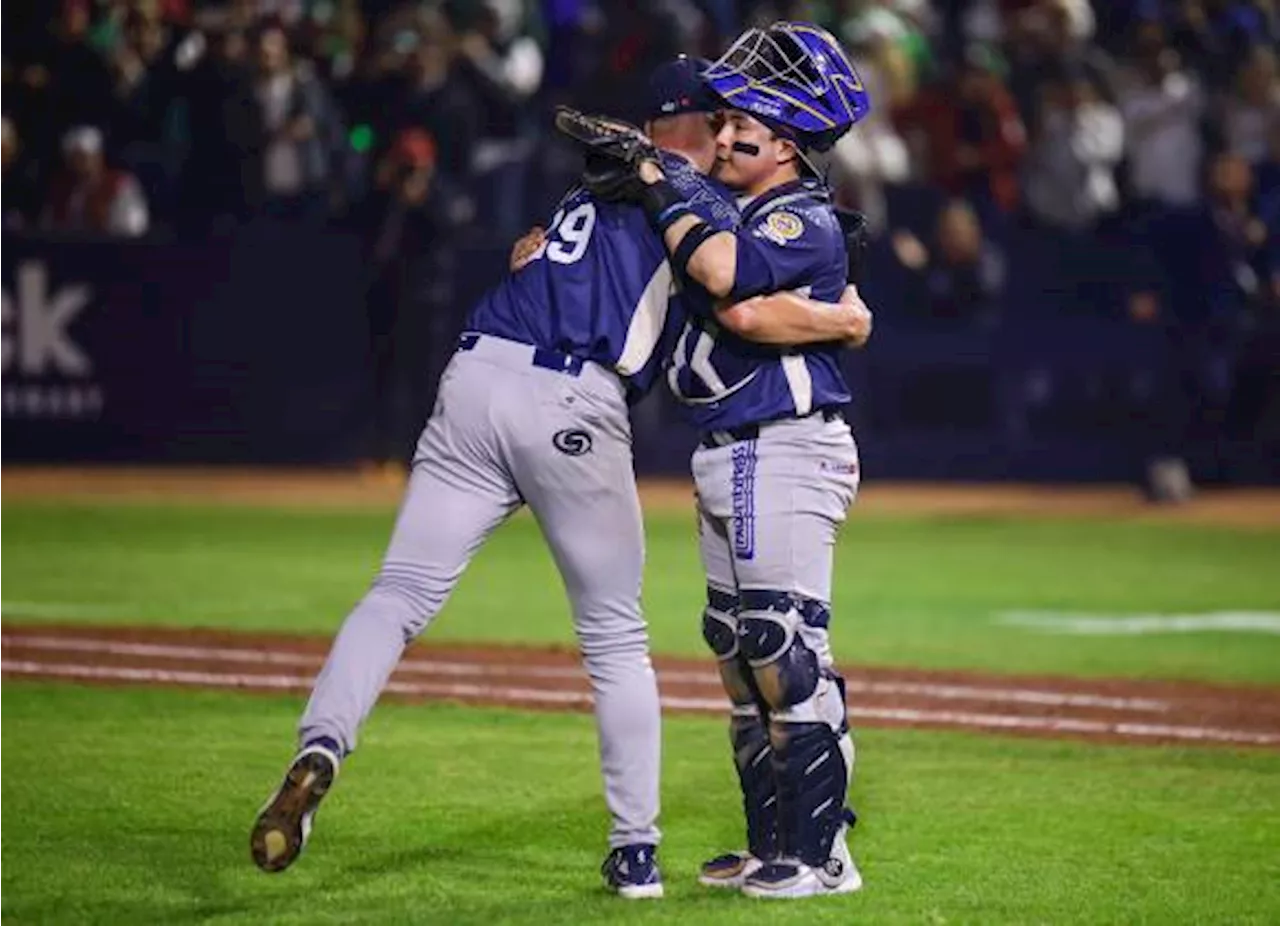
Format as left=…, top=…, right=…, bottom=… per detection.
left=759, top=210, right=805, bottom=245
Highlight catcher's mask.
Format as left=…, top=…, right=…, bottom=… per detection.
left=702, top=21, right=870, bottom=153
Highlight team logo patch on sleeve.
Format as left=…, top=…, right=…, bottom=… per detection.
left=757, top=211, right=805, bottom=245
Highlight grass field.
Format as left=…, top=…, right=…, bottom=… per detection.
left=4, top=485, right=1280, bottom=924
left=5, top=501, right=1280, bottom=682
left=5, top=684, right=1280, bottom=926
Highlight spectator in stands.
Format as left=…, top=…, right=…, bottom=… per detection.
left=39, top=125, right=150, bottom=237
left=830, top=28, right=911, bottom=234
left=895, top=42, right=1027, bottom=214
left=451, top=0, right=546, bottom=237
left=15, top=2, right=115, bottom=160
left=385, top=12, right=480, bottom=226
left=249, top=21, right=340, bottom=219
left=839, top=0, right=938, bottom=95
left=891, top=198, right=1008, bottom=326
left=107, top=8, right=183, bottom=212
left=1219, top=45, right=1280, bottom=166
left=1117, top=20, right=1205, bottom=209
left=840, top=3, right=922, bottom=109
left=1169, top=0, right=1279, bottom=88
left=359, top=127, right=448, bottom=471
left=178, top=26, right=257, bottom=229
left=1179, top=152, right=1270, bottom=325
left=2, top=117, right=43, bottom=231
left=1003, top=0, right=1117, bottom=125
left=1023, top=65, right=1125, bottom=231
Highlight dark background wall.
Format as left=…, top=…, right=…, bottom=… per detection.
left=5, top=215, right=1276, bottom=484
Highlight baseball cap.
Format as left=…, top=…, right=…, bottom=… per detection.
left=645, top=55, right=715, bottom=120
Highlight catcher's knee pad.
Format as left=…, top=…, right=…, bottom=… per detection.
left=702, top=586, right=756, bottom=708
left=769, top=672, right=856, bottom=868
left=701, top=586, right=740, bottom=659
left=730, top=711, right=779, bottom=860
left=735, top=590, right=831, bottom=712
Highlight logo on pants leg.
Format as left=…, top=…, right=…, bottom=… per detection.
left=731, top=440, right=757, bottom=560
left=553, top=429, right=593, bottom=456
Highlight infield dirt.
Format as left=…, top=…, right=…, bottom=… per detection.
left=5, top=623, right=1279, bottom=750
left=6, top=466, right=1279, bottom=752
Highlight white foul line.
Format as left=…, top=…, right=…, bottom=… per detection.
left=4, top=660, right=1277, bottom=747
left=0, top=634, right=1169, bottom=713
left=999, top=611, right=1280, bottom=636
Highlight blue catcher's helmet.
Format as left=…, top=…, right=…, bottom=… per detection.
left=702, top=21, right=870, bottom=152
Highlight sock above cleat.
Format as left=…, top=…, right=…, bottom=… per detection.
left=303, top=736, right=343, bottom=760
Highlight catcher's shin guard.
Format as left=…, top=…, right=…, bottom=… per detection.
left=768, top=682, right=856, bottom=869
left=702, top=587, right=779, bottom=861
left=730, top=711, right=780, bottom=862
left=736, top=590, right=855, bottom=869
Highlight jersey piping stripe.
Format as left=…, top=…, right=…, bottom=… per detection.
left=666, top=324, right=693, bottom=401
left=616, top=261, right=674, bottom=377
left=690, top=329, right=728, bottom=393
left=778, top=284, right=815, bottom=415
left=781, top=353, right=814, bottom=416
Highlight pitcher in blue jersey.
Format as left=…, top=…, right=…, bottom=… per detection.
left=248, top=55, right=870, bottom=898
left=579, top=23, right=874, bottom=900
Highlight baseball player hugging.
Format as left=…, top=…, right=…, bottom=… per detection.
left=572, top=22, right=874, bottom=900
left=249, top=45, right=870, bottom=901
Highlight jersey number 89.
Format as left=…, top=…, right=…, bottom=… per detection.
left=530, top=202, right=597, bottom=266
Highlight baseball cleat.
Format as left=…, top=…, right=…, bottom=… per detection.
left=741, top=823, right=861, bottom=899
left=698, top=851, right=764, bottom=888
left=250, top=743, right=340, bottom=873
left=601, top=843, right=664, bottom=899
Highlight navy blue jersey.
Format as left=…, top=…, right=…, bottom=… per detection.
left=667, top=178, right=851, bottom=431
left=466, top=152, right=739, bottom=399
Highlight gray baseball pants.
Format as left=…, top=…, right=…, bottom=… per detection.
left=299, top=334, right=662, bottom=849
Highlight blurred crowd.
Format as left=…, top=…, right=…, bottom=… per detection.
left=3, top=0, right=1278, bottom=474
left=3, top=1, right=1278, bottom=297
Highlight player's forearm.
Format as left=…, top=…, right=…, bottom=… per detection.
left=662, top=214, right=738, bottom=298
left=638, top=162, right=738, bottom=298
left=720, top=288, right=872, bottom=346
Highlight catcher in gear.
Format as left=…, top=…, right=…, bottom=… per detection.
left=557, top=23, right=875, bottom=900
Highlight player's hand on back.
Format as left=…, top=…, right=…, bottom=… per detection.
left=510, top=226, right=546, bottom=272
left=840, top=285, right=873, bottom=350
